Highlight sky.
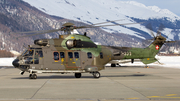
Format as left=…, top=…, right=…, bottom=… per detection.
left=118, top=0, right=180, bottom=16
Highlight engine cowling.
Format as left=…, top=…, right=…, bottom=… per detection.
left=34, top=39, right=48, bottom=46
left=66, top=39, right=97, bottom=49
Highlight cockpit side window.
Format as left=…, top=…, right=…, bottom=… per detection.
left=38, top=51, right=43, bottom=57
left=22, top=50, right=28, bottom=56
left=34, top=51, right=39, bottom=64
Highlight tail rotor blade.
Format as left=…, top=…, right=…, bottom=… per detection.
left=146, top=23, right=155, bottom=38
left=157, top=23, right=165, bottom=36
left=165, top=41, right=176, bottom=43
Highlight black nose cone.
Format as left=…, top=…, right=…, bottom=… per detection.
left=12, top=59, right=19, bottom=68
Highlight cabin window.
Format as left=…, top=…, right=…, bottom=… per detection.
left=100, top=52, right=103, bottom=59
left=68, top=52, right=73, bottom=58
left=74, top=52, right=79, bottom=58
left=87, top=52, right=92, bottom=58
left=53, top=52, right=59, bottom=60
left=60, top=52, right=65, bottom=58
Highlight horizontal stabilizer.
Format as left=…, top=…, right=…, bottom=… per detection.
left=140, top=58, right=157, bottom=64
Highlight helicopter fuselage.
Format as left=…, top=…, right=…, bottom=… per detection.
left=13, top=34, right=164, bottom=79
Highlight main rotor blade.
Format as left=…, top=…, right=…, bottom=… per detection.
left=94, top=22, right=144, bottom=27
left=10, top=29, right=53, bottom=34
left=17, top=29, right=61, bottom=38
left=76, top=22, right=144, bottom=29
left=91, top=19, right=124, bottom=26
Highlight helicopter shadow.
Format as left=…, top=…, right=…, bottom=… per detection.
left=101, top=74, right=147, bottom=78
left=12, top=74, right=147, bottom=80
left=12, top=75, right=94, bottom=80
left=105, top=66, right=146, bottom=68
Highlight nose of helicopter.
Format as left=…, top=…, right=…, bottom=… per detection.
left=12, top=59, right=19, bottom=68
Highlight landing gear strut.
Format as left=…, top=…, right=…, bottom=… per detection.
left=93, top=72, right=100, bottom=78
left=144, top=65, right=149, bottom=68
left=20, top=71, right=25, bottom=75
left=29, top=74, right=37, bottom=79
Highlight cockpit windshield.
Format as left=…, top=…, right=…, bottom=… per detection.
left=21, top=48, right=43, bottom=64
left=22, top=49, right=28, bottom=56
left=22, top=49, right=34, bottom=56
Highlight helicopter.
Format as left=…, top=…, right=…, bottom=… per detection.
left=12, top=21, right=175, bottom=79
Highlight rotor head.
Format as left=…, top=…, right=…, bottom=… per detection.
left=62, top=23, right=74, bottom=27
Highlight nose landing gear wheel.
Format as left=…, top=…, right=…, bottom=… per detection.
left=75, top=73, right=81, bottom=78
left=29, top=74, right=37, bottom=79
left=93, top=72, right=100, bottom=78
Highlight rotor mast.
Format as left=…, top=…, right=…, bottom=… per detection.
left=62, top=23, right=79, bottom=35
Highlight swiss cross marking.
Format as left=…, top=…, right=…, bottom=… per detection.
left=155, top=45, right=159, bottom=50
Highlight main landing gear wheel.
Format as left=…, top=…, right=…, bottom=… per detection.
left=111, top=63, right=116, bottom=67
left=29, top=74, right=37, bottom=79
left=75, top=73, right=81, bottom=78
left=93, top=72, right=100, bottom=78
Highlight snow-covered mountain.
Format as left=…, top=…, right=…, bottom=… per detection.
left=23, top=0, right=180, bottom=40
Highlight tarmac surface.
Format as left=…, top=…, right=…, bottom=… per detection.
left=0, top=66, right=180, bottom=101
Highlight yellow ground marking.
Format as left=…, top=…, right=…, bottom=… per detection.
left=127, top=97, right=139, bottom=99
left=147, top=94, right=180, bottom=99
left=148, top=96, right=160, bottom=98
left=71, top=36, right=75, bottom=39
left=148, top=96, right=180, bottom=99
left=72, top=62, right=76, bottom=64
left=54, top=61, right=59, bottom=62
left=166, top=94, right=177, bottom=96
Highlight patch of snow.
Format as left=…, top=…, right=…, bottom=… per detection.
left=0, top=57, right=16, bottom=66
left=10, top=50, right=20, bottom=56
left=106, top=56, right=180, bottom=69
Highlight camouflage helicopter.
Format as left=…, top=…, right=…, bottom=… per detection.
left=12, top=21, right=175, bottom=79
